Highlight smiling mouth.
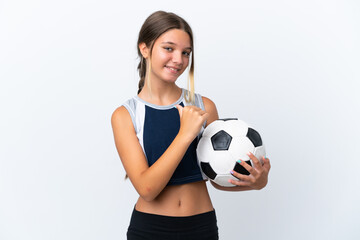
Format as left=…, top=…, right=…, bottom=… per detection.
left=165, top=66, right=180, bottom=73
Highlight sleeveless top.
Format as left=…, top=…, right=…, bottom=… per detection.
left=122, top=88, right=207, bottom=186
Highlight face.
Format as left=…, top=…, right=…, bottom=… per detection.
left=141, top=29, right=192, bottom=84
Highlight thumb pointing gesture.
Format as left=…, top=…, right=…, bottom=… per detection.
left=175, top=104, right=183, bottom=118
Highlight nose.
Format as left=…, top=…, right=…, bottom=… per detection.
left=172, top=51, right=183, bottom=65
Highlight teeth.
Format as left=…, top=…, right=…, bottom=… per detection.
left=167, top=66, right=178, bottom=72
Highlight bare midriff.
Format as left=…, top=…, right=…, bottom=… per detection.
left=135, top=180, right=214, bottom=216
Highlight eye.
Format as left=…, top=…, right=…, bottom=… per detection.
left=164, top=47, right=173, bottom=52
left=183, top=51, right=191, bottom=57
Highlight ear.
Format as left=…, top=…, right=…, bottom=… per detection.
left=139, top=42, right=150, bottom=59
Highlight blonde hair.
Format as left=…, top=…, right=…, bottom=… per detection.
left=186, top=59, right=195, bottom=104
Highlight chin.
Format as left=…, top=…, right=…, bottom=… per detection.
left=161, top=75, right=181, bottom=83
left=164, top=78, right=178, bottom=84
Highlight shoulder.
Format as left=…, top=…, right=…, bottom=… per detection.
left=111, top=97, right=134, bottom=119
left=111, top=105, right=129, bottom=119
left=202, top=96, right=216, bottom=112
left=111, top=106, right=132, bottom=130
left=201, top=96, right=219, bottom=127
left=111, top=97, right=138, bottom=131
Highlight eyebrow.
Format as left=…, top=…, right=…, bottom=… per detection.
left=161, top=41, right=192, bottom=50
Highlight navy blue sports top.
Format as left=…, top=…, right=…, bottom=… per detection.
left=122, top=88, right=207, bottom=186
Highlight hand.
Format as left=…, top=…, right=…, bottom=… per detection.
left=229, top=152, right=271, bottom=190
left=175, top=105, right=209, bottom=143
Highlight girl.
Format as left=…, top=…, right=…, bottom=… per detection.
left=111, top=10, right=271, bottom=240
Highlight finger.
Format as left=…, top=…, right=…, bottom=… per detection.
left=198, top=109, right=207, bottom=116
left=247, top=152, right=262, bottom=170
left=189, top=106, right=208, bottom=115
left=263, top=156, right=271, bottom=171
left=230, top=170, right=252, bottom=182
left=184, top=105, right=200, bottom=111
left=175, top=104, right=183, bottom=117
left=228, top=178, right=251, bottom=187
left=237, top=159, right=257, bottom=176
left=202, top=112, right=209, bottom=121
left=189, top=107, right=206, bottom=116
left=188, top=107, right=208, bottom=120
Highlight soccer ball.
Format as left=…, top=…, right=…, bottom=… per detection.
left=197, top=118, right=266, bottom=187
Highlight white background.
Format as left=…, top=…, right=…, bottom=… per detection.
left=1, top=0, right=359, bottom=239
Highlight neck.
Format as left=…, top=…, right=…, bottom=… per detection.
left=139, top=82, right=182, bottom=106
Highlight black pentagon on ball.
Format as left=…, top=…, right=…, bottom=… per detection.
left=211, top=130, right=232, bottom=150
left=200, top=162, right=217, bottom=180
left=234, top=160, right=252, bottom=176
left=246, top=128, right=262, bottom=147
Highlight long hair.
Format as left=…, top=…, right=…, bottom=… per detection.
left=137, top=11, right=195, bottom=103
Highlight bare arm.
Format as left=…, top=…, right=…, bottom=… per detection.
left=111, top=105, right=208, bottom=201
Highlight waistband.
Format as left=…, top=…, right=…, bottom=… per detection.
left=129, top=207, right=217, bottom=232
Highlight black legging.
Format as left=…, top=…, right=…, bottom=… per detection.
left=127, top=208, right=219, bottom=240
